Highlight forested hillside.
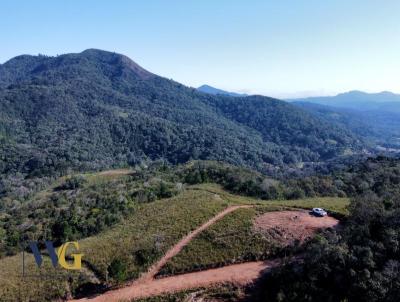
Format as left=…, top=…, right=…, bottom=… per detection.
left=255, top=156, right=400, bottom=302
left=0, top=49, right=363, bottom=183
left=295, top=102, right=400, bottom=147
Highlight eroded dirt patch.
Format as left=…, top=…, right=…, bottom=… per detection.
left=253, top=210, right=339, bottom=245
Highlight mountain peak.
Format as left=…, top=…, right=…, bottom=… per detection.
left=80, top=49, right=154, bottom=80
left=0, top=49, right=155, bottom=87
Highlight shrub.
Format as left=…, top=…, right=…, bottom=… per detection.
left=58, top=175, right=87, bottom=190
left=107, top=259, right=128, bottom=283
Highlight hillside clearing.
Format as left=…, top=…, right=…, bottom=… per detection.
left=71, top=190, right=342, bottom=301
left=253, top=210, right=339, bottom=245
left=0, top=183, right=347, bottom=301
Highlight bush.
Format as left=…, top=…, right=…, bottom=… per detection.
left=58, top=175, right=87, bottom=190
left=107, top=259, right=128, bottom=283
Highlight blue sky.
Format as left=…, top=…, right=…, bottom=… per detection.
left=1, top=0, right=399, bottom=98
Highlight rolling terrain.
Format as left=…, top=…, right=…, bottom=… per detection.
left=1, top=154, right=399, bottom=301
left=1, top=49, right=399, bottom=302
left=290, top=91, right=400, bottom=148
left=71, top=206, right=338, bottom=302
left=0, top=49, right=363, bottom=186
left=0, top=168, right=348, bottom=301
left=197, top=85, right=400, bottom=149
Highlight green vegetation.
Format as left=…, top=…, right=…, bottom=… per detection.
left=0, top=167, right=182, bottom=257
left=268, top=197, right=349, bottom=215
left=107, top=258, right=128, bottom=283
left=158, top=194, right=348, bottom=276
left=78, top=188, right=228, bottom=283
left=0, top=251, right=94, bottom=302
left=295, top=94, right=400, bottom=147
left=254, top=157, right=400, bottom=302
left=0, top=187, right=228, bottom=301
left=0, top=179, right=348, bottom=301
left=0, top=49, right=362, bottom=192
left=0, top=160, right=352, bottom=258
left=158, top=206, right=276, bottom=276
left=0, top=48, right=399, bottom=302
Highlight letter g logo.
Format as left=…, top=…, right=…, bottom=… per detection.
left=56, top=241, right=83, bottom=270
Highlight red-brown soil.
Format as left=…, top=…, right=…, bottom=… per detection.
left=71, top=208, right=339, bottom=302
left=254, top=210, right=339, bottom=245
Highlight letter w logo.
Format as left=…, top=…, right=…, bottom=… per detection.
left=29, top=241, right=83, bottom=270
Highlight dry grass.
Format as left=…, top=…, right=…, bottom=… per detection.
left=0, top=183, right=349, bottom=301
left=79, top=188, right=229, bottom=281
left=159, top=184, right=348, bottom=276
left=0, top=187, right=229, bottom=301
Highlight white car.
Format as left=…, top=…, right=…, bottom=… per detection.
left=311, top=208, right=328, bottom=217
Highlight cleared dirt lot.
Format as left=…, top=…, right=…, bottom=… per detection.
left=254, top=210, right=339, bottom=245
left=72, top=208, right=339, bottom=302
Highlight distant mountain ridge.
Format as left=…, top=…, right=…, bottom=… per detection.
left=289, top=90, right=400, bottom=111
left=290, top=91, right=400, bottom=147
left=0, top=49, right=363, bottom=179
left=197, top=84, right=248, bottom=97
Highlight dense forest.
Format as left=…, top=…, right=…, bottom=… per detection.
left=0, top=49, right=364, bottom=184
left=1, top=157, right=398, bottom=259
left=295, top=101, right=400, bottom=147
left=253, top=156, right=400, bottom=301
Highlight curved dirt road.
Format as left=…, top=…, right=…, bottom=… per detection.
left=73, top=260, right=278, bottom=302
left=71, top=205, right=253, bottom=302
left=71, top=207, right=338, bottom=301
left=142, top=205, right=253, bottom=281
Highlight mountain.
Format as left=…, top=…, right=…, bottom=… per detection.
left=290, top=91, right=400, bottom=147
left=197, top=84, right=248, bottom=97
left=0, top=49, right=364, bottom=181
left=289, top=90, right=400, bottom=111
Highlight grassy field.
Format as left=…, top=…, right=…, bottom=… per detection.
left=158, top=206, right=278, bottom=276
left=266, top=196, right=349, bottom=216
left=0, top=187, right=229, bottom=301
left=0, top=252, right=94, bottom=302
left=191, top=183, right=350, bottom=215
left=79, top=188, right=229, bottom=282
left=190, top=184, right=350, bottom=216
left=159, top=185, right=349, bottom=276
left=0, top=182, right=349, bottom=301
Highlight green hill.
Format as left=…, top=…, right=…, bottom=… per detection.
left=0, top=49, right=363, bottom=182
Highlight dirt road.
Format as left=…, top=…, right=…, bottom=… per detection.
left=142, top=205, right=253, bottom=281
left=71, top=205, right=253, bottom=302
left=72, top=260, right=278, bottom=302
left=71, top=207, right=338, bottom=302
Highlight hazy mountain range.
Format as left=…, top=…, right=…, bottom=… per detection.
left=289, top=92, right=400, bottom=147
left=289, top=90, right=400, bottom=112
left=197, top=84, right=248, bottom=97
left=198, top=85, right=400, bottom=148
